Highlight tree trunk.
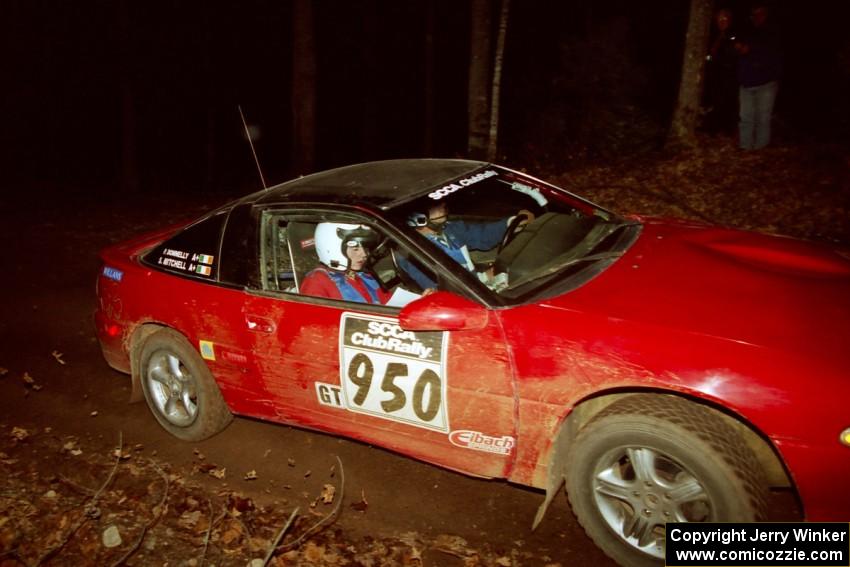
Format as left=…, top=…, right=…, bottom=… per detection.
left=467, top=0, right=491, bottom=159
left=360, top=0, right=378, bottom=160
left=291, top=0, right=316, bottom=175
left=118, top=0, right=139, bottom=193
left=486, top=0, right=510, bottom=162
left=423, top=1, right=436, bottom=156
left=668, top=0, right=713, bottom=148
left=203, top=7, right=216, bottom=190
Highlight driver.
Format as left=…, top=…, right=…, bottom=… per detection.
left=402, top=202, right=534, bottom=289
left=300, top=222, right=392, bottom=304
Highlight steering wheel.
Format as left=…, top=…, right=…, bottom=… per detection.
left=389, top=248, right=424, bottom=291
left=496, top=214, right=528, bottom=256
left=369, top=235, right=391, bottom=261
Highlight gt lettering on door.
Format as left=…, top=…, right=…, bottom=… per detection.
left=315, top=383, right=345, bottom=408
left=339, top=313, right=449, bottom=432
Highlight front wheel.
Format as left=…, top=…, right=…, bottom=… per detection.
left=139, top=328, right=233, bottom=441
left=565, top=395, right=768, bottom=567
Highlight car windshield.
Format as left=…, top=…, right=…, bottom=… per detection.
left=389, top=166, right=641, bottom=303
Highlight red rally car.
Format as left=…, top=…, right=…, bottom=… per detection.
left=95, top=159, right=850, bottom=567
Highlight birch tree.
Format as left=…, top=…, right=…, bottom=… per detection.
left=668, top=0, right=713, bottom=148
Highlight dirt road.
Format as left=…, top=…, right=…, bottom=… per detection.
left=0, top=190, right=618, bottom=566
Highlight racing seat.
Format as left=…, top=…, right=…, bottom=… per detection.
left=286, top=221, right=320, bottom=293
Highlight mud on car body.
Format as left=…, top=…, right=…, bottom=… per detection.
left=95, top=159, right=850, bottom=567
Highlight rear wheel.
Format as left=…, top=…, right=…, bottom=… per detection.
left=565, top=395, right=767, bottom=567
left=139, top=329, right=232, bottom=441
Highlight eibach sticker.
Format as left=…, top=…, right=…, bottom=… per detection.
left=449, top=430, right=515, bottom=455
left=428, top=169, right=498, bottom=200
left=337, top=313, right=449, bottom=432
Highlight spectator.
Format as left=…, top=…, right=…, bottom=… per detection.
left=735, top=2, right=782, bottom=150
left=704, top=8, right=739, bottom=134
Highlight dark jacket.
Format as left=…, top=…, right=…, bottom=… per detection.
left=737, top=25, right=782, bottom=87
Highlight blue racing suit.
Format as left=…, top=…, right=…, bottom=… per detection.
left=400, top=219, right=507, bottom=289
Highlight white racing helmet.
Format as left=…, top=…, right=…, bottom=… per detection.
left=314, top=222, right=377, bottom=271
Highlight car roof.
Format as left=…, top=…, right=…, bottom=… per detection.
left=250, top=159, right=489, bottom=209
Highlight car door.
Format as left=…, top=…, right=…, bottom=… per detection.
left=241, top=209, right=518, bottom=479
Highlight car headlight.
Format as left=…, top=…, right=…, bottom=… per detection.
left=841, top=428, right=850, bottom=447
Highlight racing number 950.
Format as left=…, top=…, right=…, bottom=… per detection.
left=347, top=353, right=441, bottom=421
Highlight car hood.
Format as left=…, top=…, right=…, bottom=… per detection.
left=546, top=217, right=850, bottom=360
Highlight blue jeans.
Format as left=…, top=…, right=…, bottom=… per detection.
left=739, top=81, right=778, bottom=150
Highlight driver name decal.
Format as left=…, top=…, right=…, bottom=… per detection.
left=428, top=169, right=498, bottom=200
left=339, top=313, right=449, bottom=432
left=156, top=248, right=216, bottom=278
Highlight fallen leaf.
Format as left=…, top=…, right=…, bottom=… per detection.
left=102, top=525, right=122, bottom=548
left=244, top=470, right=258, bottom=481
left=22, top=372, right=35, bottom=386
left=51, top=351, right=66, bottom=365
left=195, top=462, right=217, bottom=474
left=320, top=483, right=336, bottom=504
left=177, top=510, right=202, bottom=530
left=287, top=458, right=296, bottom=467
left=229, top=495, right=255, bottom=513
left=263, top=449, right=271, bottom=458
left=112, top=448, right=132, bottom=460
left=220, top=521, right=243, bottom=545
left=303, top=541, right=329, bottom=563
left=90, top=411, right=98, bottom=417
left=304, top=470, right=311, bottom=478
left=209, top=467, right=226, bottom=480
left=10, top=427, right=29, bottom=441
left=350, top=489, right=368, bottom=512
left=433, top=534, right=473, bottom=558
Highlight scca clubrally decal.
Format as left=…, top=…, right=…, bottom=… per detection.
left=428, top=169, right=498, bottom=200
left=338, top=312, right=449, bottom=433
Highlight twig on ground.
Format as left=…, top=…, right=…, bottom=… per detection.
left=56, top=474, right=97, bottom=496
left=262, top=507, right=300, bottom=567
left=109, top=461, right=170, bottom=567
left=33, top=432, right=124, bottom=567
left=278, top=456, right=345, bottom=551
left=199, top=498, right=215, bottom=566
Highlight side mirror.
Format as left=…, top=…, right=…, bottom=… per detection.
left=399, top=291, right=489, bottom=332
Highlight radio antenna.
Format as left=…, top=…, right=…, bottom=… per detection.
left=238, top=105, right=268, bottom=190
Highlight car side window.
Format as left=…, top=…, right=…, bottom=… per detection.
left=259, top=212, right=439, bottom=307
left=143, top=210, right=228, bottom=281
left=260, top=216, right=308, bottom=293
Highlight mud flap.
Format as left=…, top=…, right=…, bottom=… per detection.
left=533, top=474, right=566, bottom=530
left=532, top=416, right=574, bottom=530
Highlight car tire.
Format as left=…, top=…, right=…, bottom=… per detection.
left=139, top=328, right=233, bottom=441
left=564, top=395, right=768, bottom=567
